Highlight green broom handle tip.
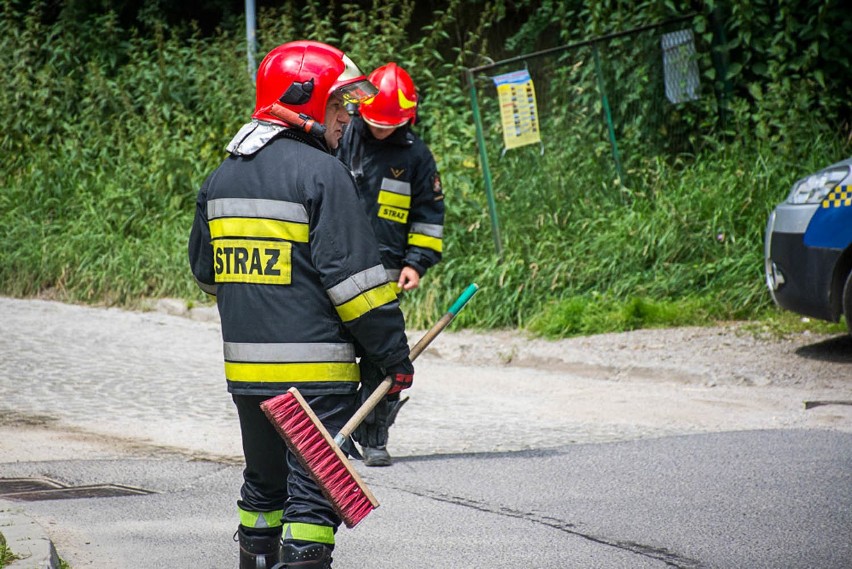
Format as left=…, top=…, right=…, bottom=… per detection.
left=448, top=283, right=479, bottom=316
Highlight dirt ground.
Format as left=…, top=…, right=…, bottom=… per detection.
left=399, top=323, right=852, bottom=450
left=432, top=324, right=852, bottom=391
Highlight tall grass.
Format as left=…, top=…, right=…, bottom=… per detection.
left=0, top=4, right=249, bottom=303
left=399, top=130, right=849, bottom=332
left=1, top=1, right=848, bottom=337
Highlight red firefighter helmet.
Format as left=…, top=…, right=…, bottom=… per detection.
left=359, top=62, right=418, bottom=128
left=252, top=40, right=377, bottom=128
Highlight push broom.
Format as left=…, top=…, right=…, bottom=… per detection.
left=261, top=283, right=479, bottom=528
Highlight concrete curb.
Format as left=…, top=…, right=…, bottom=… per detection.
left=0, top=502, right=59, bottom=569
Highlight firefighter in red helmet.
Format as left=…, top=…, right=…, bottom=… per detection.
left=189, top=41, right=413, bottom=569
left=337, top=62, right=445, bottom=467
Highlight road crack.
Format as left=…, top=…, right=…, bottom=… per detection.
left=379, top=485, right=705, bottom=568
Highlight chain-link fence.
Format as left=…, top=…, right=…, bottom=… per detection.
left=466, top=15, right=724, bottom=255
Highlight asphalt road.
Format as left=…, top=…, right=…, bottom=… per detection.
left=1, top=297, right=851, bottom=568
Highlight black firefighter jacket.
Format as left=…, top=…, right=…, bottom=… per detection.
left=188, top=126, right=410, bottom=397
left=337, top=117, right=445, bottom=278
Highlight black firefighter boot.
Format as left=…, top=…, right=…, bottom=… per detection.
left=270, top=541, right=334, bottom=569
left=237, top=526, right=283, bottom=569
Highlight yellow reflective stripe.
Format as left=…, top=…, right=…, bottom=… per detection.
left=398, top=88, right=417, bottom=110
left=282, top=522, right=335, bottom=545
left=377, top=190, right=411, bottom=209
left=408, top=233, right=443, bottom=253
left=328, top=265, right=388, bottom=304
left=225, top=362, right=360, bottom=382
left=335, top=283, right=397, bottom=322
left=378, top=205, right=409, bottom=224
left=214, top=239, right=292, bottom=285
left=239, top=507, right=284, bottom=529
left=209, top=217, right=309, bottom=243
left=326, top=265, right=389, bottom=304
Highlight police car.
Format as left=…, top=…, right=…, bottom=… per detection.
left=764, top=156, right=852, bottom=334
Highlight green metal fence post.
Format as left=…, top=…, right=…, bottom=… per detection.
left=592, top=43, right=626, bottom=189
left=466, top=68, right=503, bottom=258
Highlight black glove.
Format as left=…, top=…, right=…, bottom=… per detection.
left=352, top=358, right=412, bottom=448
left=353, top=360, right=388, bottom=448
left=385, top=357, right=414, bottom=395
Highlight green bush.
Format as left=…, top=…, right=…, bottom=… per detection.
left=0, top=0, right=849, bottom=337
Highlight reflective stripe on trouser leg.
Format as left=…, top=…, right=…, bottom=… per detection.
left=239, top=506, right=283, bottom=529
left=282, top=522, right=335, bottom=545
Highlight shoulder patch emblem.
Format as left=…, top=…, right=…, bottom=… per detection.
left=391, top=167, right=405, bottom=178
left=432, top=173, right=443, bottom=196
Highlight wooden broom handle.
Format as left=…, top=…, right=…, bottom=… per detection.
left=335, top=283, right=479, bottom=443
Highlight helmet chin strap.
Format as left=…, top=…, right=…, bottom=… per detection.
left=266, top=102, right=327, bottom=137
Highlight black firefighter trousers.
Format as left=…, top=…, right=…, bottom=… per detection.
left=233, top=393, right=357, bottom=534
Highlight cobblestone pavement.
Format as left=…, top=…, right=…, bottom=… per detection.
left=0, top=297, right=240, bottom=459
left=2, top=296, right=850, bottom=462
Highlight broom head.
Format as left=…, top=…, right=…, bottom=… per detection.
left=261, top=387, right=379, bottom=528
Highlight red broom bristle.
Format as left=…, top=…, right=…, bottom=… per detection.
left=261, top=390, right=378, bottom=528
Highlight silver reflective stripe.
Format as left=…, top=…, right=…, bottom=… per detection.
left=208, top=198, right=308, bottom=223
left=326, top=265, right=390, bottom=305
left=194, top=278, right=218, bottom=296
left=380, top=178, right=411, bottom=195
left=224, top=342, right=355, bottom=363
left=385, top=268, right=401, bottom=282
left=225, top=120, right=285, bottom=156
left=409, top=222, right=443, bottom=238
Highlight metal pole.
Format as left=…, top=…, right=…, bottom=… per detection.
left=466, top=69, right=503, bottom=258
left=592, top=43, right=625, bottom=190
left=245, top=0, right=257, bottom=82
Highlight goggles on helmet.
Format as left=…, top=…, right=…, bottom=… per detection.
left=336, top=79, right=378, bottom=105
left=332, top=54, right=378, bottom=104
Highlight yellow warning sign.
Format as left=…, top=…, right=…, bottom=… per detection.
left=492, top=70, right=541, bottom=150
